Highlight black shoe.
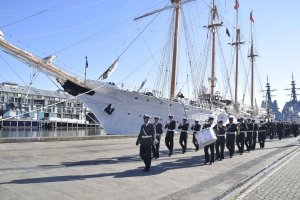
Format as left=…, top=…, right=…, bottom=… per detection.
left=143, top=167, right=150, bottom=172
left=210, top=161, right=214, bottom=165
left=219, top=158, right=222, bottom=161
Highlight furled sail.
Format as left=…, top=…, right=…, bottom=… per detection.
left=98, top=58, right=119, bottom=80
left=137, top=79, right=147, bottom=92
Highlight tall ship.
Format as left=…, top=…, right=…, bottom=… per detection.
left=0, top=0, right=265, bottom=134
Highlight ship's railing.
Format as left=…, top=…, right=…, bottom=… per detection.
left=114, top=82, right=221, bottom=111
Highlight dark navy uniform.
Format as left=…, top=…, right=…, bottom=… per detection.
left=226, top=120, right=237, bottom=158
left=236, top=119, right=247, bottom=155
left=214, top=122, right=226, bottom=160
left=153, top=118, right=163, bottom=159
left=258, top=122, right=267, bottom=148
left=251, top=120, right=258, bottom=150
left=165, top=116, right=176, bottom=156
left=178, top=119, right=189, bottom=154
left=277, top=121, right=283, bottom=140
left=191, top=121, right=201, bottom=151
left=136, top=119, right=156, bottom=172
left=292, top=122, right=299, bottom=137
left=245, top=119, right=254, bottom=152
left=203, top=122, right=215, bottom=164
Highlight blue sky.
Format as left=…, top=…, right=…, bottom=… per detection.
left=1, top=0, right=300, bottom=111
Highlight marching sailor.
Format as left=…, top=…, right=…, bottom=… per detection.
left=178, top=117, right=189, bottom=154
left=136, top=114, right=156, bottom=172
left=258, top=120, right=267, bottom=149
left=153, top=116, right=163, bottom=159
left=236, top=118, right=247, bottom=155
left=191, top=120, right=201, bottom=151
left=165, top=115, right=176, bottom=156
left=202, top=116, right=215, bottom=164
left=251, top=119, right=259, bottom=150
left=226, top=116, right=237, bottom=158
left=277, top=120, right=283, bottom=140
left=213, top=119, right=226, bottom=161
left=245, top=118, right=253, bottom=152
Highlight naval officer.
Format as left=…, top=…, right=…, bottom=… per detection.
left=165, top=115, right=176, bottom=156
left=153, top=116, right=163, bottom=159
left=191, top=120, right=201, bottom=151
left=226, top=116, right=237, bottom=158
left=178, top=117, right=189, bottom=154
left=136, top=114, right=156, bottom=172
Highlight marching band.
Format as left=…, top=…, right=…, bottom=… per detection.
left=136, top=114, right=300, bottom=172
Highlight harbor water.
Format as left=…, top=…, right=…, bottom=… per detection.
left=0, top=128, right=105, bottom=138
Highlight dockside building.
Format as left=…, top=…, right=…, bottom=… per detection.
left=0, top=82, right=90, bottom=124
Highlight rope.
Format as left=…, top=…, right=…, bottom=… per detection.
left=0, top=0, right=71, bottom=29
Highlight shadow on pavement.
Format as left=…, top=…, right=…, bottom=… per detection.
left=0, top=155, right=207, bottom=185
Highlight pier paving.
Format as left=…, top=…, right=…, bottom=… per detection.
left=0, top=135, right=299, bottom=200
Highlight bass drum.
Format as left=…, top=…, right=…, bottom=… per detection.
left=195, top=128, right=217, bottom=147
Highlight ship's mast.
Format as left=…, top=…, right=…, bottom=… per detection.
left=248, top=12, right=258, bottom=109
left=134, top=0, right=194, bottom=99
left=170, top=0, right=180, bottom=99
left=284, top=73, right=300, bottom=102
left=208, top=0, right=223, bottom=96
left=230, top=0, right=244, bottom=109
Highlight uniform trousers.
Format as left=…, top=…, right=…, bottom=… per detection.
left=236, top=132, right=245, bottom=154
left=192, top=132, right=199, bottom=151
left=152, top=135, right=161, bottom=158
left=165, top=131, right=174, bottom=155
left=204, top=142, right=215, bottom=163
left=245, top=132, right=253, bottom=151
left=252, top=131, right=257, bottom=150
left=179, top=132, right=188, bottom=153
left=226, top=134, right=236, bottom=157
left=215, top=136, right=225, bottom=159
left=140, top=144, right=152, bottom=168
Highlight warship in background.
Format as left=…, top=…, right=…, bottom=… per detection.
left=282, top=73, right=300, bottom=122
left=260, top=76, right=282, bottom=121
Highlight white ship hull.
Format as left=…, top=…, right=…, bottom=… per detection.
left=80, top=81, right=223, bottom=135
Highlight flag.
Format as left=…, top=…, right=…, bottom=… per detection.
left=234, top=0, right=239, bottom=10
left=250, top=11, right=254, bottom=23
left=137, top=79, right=147, bottom=92
left=226, top=27, right=230, bottom=37
left=98, top=58, right=119, bottom=80
left=85, top=56, right=88, bottom=68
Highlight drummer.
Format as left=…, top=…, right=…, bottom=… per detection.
left=213, top=119, right=226, bottom=161
left=226, top=116, right=237, bottom=158
left=202, top=116, right=215, bottom=164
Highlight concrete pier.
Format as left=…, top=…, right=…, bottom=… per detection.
left=0, top=135, right=299, bottom=200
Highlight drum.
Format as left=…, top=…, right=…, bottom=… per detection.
left=195, top=128, right=217, bottom=147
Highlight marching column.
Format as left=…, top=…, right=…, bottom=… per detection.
left=236, top=118, right=246, bottom=155
left=178, top=117, right=189, bottom=154
left=191, top=120, right=201, bottom=151
left=153, top=116, right=163, bottom=159
left=213, top=120, right=226, bottom=161
left=165, top=115, right=176, bottom=156
left=251, top=119, right=258, bottom=150
left=245, top=118, right=253, bottom=152
left=258, top=120, right=267, bottom=149
left=226, top=116, right=237, bottom=158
